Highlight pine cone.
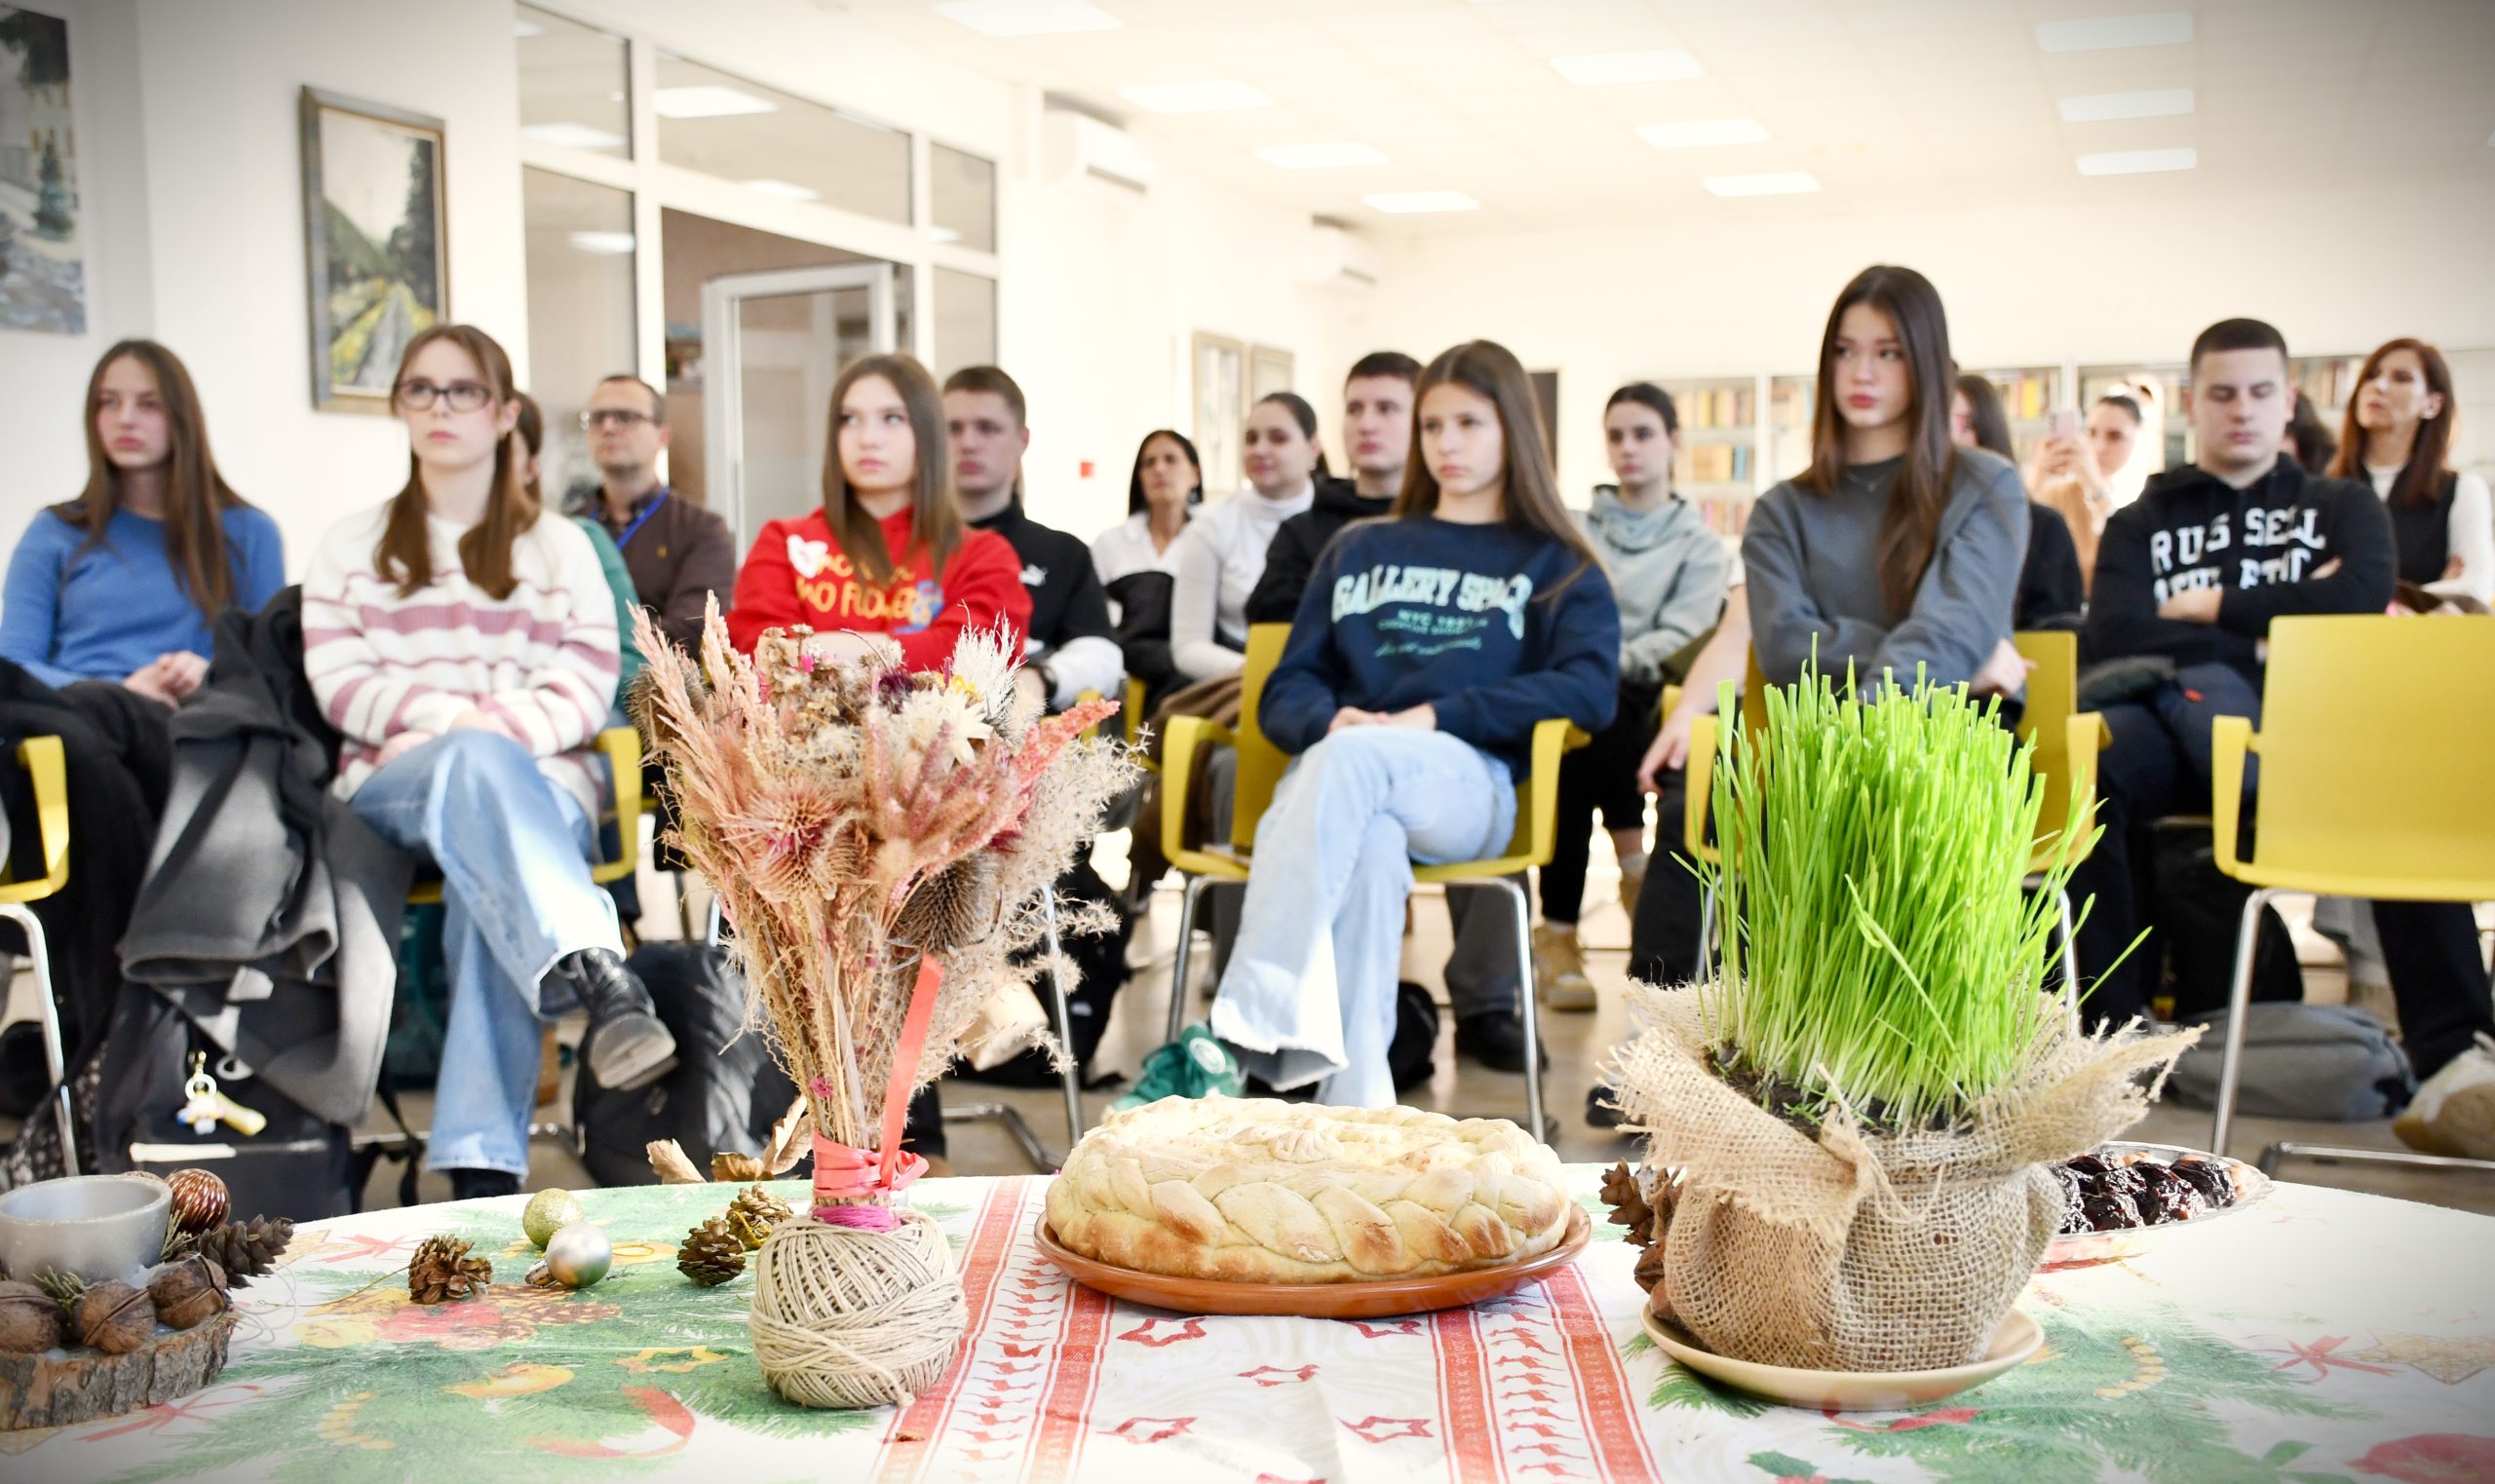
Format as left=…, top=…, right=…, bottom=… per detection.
left=710, top=1151, right=765, bottom=1184
left=195, top=1216, right=294, bottom=1287
left=1599, top=1161, right=1656, bottom=1248
left=407, top=1235, right=493, bottom=1305
left=726, top=1185, right=792, bottom=1250
left=677, top=1218, right=746, bottom=1287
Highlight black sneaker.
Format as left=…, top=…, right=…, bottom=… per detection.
left=448, top=1167, right=521, bottom=1200
left=1586, top=1083, right=1628, bottom=1129
left=557, top=948, right=678, bottom=1091
left=1453, top=1010, right=1549, bottom=1074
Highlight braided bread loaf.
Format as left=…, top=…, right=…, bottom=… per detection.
left=1046, top=1096, right=1570, bottom=1282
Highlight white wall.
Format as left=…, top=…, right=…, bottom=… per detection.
left=0, top=0, right=150, bottom=526
left=1361, top=178, right=2495, bottom=500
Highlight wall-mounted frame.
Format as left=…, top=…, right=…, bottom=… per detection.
left=299, top=87, right=448, bottom=412
left=1192, top=330, right=1244, bottom=496
left=1248, top=344, right=1294, bottom=404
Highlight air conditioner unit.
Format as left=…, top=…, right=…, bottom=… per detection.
left=1040, top=107, right=1155, bottom=197
left=1303, top=220, right=1380, bottom=288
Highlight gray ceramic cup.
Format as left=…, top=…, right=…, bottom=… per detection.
left=0, top=1173, right=172, bottom=1284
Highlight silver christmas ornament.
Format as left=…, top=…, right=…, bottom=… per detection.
left=525, top=1221, right=612, bottom=1289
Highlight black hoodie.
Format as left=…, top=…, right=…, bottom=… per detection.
left=2084, top=457, right=2394, bottom=677
left=1246, top=476, right=1390, bottom=626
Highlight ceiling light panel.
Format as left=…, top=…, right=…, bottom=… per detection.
left=2035, top=12, right=2194, bottom=54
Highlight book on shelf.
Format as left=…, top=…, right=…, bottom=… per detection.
left=1667, top=383, right=1755, bottom=429
left=1672, top=442, right=1751, bottom=486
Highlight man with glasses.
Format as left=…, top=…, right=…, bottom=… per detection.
left=578, top=375, right=736, bottom=653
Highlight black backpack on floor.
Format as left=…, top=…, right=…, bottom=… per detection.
left=572, top=941, right=774, bottom=1186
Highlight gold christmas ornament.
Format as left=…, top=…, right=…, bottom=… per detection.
left=521, top=1189, right=585, bottom=1249
left=164, top=1168, right=230, bottom=1236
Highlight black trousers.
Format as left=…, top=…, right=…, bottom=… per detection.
left=1541, top=679, right=1661, bottom=926
left=1627, top=765, right=1706, bottom=988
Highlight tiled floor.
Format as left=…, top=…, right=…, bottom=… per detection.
left=7, top=834, right=2490, bottom=1220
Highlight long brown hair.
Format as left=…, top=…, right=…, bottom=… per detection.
left=822, top=353, right=960, bottom=585
left=56, top=340, right=250, bottom=620
left=2329, top=337, right=2457, bottom=509
left=374, top=324, right=539, bottom=599
left=1396, top=340, right=1599, bottom=589
left=1801, top=266, right=1958, bottom=619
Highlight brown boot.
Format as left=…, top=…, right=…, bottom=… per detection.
left=1533, top=924, right=1596, bottom=1011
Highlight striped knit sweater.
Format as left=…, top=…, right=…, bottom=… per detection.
left=303, top=505, right=622, bottom=816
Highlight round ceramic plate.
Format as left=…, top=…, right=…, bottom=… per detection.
left=1641, top=1307, right=2044, bottom=1412
left=1034, top=1204, right=1592, bottom=1319
left=2042, top=1140, right=2272, bottom=1269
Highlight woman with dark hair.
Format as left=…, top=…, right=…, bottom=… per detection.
left=302, top=323, right=672, bottom=1200
left=1746, top=267, right=2028, bottom=696
left=1951, top=372, right=2084, bottom=630
left=2028, top=392, right=2143, bottom=592
left=2329, top=337, right=2490, bottom=604
left=1534, top=382, right=1728, bottom=1011
left=2, top=340, right=283, bottom=703
left=1168, top=392, right=1325, bottom=682
left=725, top=352, right=1030, bottom=663
left=1092, top=429, right=1200, bottom=709
left=1206, top=340, right=1620, bottom=1104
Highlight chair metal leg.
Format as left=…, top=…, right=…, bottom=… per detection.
left=1496, top=878, right=1546, bottom=1141
left=1042, top=891, right=1083, bottom=1150
left=2259, top=1142, right=2495, bottom=1179
left=1164, top=875, right=1212, bottom=1046
left=0, top=903, right=73, bottom=1172
left=2211, top=885, right=2278, bottom=1160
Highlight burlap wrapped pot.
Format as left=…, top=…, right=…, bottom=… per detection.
left=1608, top=984, right=2196, bottom=1373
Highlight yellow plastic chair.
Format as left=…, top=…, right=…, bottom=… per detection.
left=406, top=726, right=642, bottom=905
left=1123, top=675, right=1152, bottom=761
left=0, top=737, right=74, bottom=1165
left=1159, top=624, right=1585, bottom=1134
left=1676, top=638, right=2105, bottom=996
left=2207, top=615, right=2495, bottom=1168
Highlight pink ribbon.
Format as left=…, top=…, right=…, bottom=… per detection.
left=807, top=957, right=944, bottom=1232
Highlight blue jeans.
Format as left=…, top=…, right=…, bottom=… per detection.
left=1210, top=727, right=1516, bottom=1106
left=349, top=732, right=620, bottom=1176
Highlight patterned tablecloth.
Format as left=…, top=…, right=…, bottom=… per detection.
left=10, top=1167, right=2492, bottom=1483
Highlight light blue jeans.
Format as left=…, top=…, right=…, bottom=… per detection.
left=1210, top=727, right=1515, bottom=1107
left=348, top=732, right=620, bottom=1176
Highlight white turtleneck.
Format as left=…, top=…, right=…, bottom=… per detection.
left=1168, top=480, right=1317, bottom=680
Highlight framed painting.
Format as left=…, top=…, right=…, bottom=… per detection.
left=0, top=4, right=83, bottom=334
left=1248, top=345, right=1293, bottom=404
left=300, top=87, right=446, bottom=412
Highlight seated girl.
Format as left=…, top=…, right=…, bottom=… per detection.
left=303, top=323, right=672, bottom=1201
left=1208, top=340, right=1620, bottom=1107
left=2, top=340, right=283, bottom=703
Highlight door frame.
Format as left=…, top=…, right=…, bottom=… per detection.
left=699, top=261, right=898, bottom=549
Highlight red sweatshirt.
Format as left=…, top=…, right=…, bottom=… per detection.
left=726, top=507, right=1031, bottom=669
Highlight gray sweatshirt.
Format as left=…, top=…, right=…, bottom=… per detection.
left=1743, top=447, right=2028, bottom=690
left=1576, top=488, right=1732, bottom=687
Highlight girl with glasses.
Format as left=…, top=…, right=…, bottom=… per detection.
left=301, top=323, right=675, bottom=1201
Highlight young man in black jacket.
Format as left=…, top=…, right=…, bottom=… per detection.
left=2074, top=320, right=2492, bottom=1155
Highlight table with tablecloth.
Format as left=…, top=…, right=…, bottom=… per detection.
left=9, top=1165, right=2491, bottom=1482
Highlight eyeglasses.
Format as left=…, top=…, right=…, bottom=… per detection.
left=394, top=379, right=494, bottom=413
left=580, top=408, right=655, bottom=431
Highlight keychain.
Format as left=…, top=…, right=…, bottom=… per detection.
left=175, top=1051, right=268, bottom=1136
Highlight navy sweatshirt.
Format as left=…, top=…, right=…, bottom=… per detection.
left=1262, top=516, right=1622, bottom=777
left=2084, top=458, right=2394, bottom=678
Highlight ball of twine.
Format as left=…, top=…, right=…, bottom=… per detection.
left=749, top=1208, right=968, bottom=1409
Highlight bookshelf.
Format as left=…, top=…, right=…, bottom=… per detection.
left=1975, top=365, right=2061, bottom=466
left=1659, top=376, right=1758, bottom=537
left=1767, top=374, right=1816, bottom=488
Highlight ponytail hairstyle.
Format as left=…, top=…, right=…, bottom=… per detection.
left=1253, top=390, right=1330, bottom=479
left=1801, top=265, right=1959, bottom=620
left=822, top=352, right=960, bottom=586
left=2328, top=336, right=2457, bottom=509
left=58, top=339, right=252, bottom=621
left=1397, top=339, right=1599, bottom=591
left=374, top=323, right=540, bottom=599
